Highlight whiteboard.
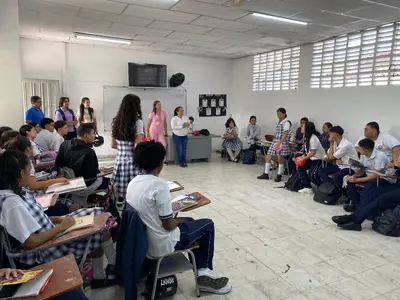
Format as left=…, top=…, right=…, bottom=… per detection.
left=103, top=86, right=187, bottom=132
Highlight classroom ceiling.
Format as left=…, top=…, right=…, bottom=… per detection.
left=18, top=0, right=400, bottom=59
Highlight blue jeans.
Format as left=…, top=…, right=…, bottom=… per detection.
left=175, top=218, right=215, bottom=270
left=353, top=184, right=400, bottom=223
left=173, top=134, right=188, bottom=165
left=319, top=165, right=354, bottom=188
left=347, top=178, right=390, bottom=206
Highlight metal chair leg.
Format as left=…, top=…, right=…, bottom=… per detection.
left=187, top=250, right=200, bottom=297
left=151, top=258, right=162, bottom=300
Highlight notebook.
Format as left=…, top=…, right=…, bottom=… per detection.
left=46, top=177, right=86, bottom=194
left=0, top=269, right=53, bottom=299
left=167, top=181, right=181, bottom=191
left=171, top=195, right=197, bottom=213
left=36, top=194, right=59, bottom=211
left=56, top=214, right=95, bottom=237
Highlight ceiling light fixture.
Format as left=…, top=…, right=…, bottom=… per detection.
left=252, top=13, right=308, bottom=26
left=75, top=33, right=132, bottom=45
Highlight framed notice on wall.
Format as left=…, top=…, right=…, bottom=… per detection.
left=198, top=94, right=227, bottom=117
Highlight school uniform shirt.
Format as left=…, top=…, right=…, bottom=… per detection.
left=328, top=138, right=359, bottom=169
left=356, top=133, right=400, bottom=161
left=35, top=129, right=55, bottom=152
left=306, top=134, right=325, bottom=160
left=126, top=174, right=180, bottom=258
left=246, top=124, right=263, bottom=144
left=25, top=106, right=44, bottom=124
left=53, top=131, right=64, bottom=152
left=30, top=140, right=43, bottom=157
left=360, top=149, right=395, bottom=183
left=76, top=107, right=96, bottom=124
left=171, top=116, right=189, bottom=137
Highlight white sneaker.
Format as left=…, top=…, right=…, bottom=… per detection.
left=198, top=268, right=224, bottom=279
left=199, top=282, right=232, bottom=295
left=298, top=188, right=314, bottom=195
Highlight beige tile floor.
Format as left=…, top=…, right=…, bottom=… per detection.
left=89, top=157, right=400, bottom=300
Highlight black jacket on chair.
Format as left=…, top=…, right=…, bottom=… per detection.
left=116, top=203, right=148, bottom=300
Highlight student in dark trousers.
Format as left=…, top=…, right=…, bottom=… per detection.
left=295, top=117, right=308, bottom=151
left=319, top=122, right=332, bottom=152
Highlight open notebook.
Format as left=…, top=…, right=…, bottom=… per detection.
left=167, top=181, right=181, bottom=191
left=0, top=269, right=53, bottom=299
left=56, top=214, right=95, bottom=237
left=171, top=195, right=197, bottom=213
left=36, top=194, right=59, bottom=211
left=46, top=177, right=86, bottom=194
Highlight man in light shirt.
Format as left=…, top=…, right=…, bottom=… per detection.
left=357, top=122, right=400, bottom=162
left=318, top=126, right=359, bottom=188
left=35, top=118, right=56, bottom=152
left=53, top=120, right=68, bottom=151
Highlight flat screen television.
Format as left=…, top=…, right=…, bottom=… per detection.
left=128, top=63, right=168, bottom=87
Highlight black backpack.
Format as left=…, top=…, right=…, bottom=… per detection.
left=242, top=149, right=256, bottom=165
left=313, top=182, right=341, bottom=205
left=372, top=206, right=400, bottom=237
left=284, top=172, right=303, bottom=192
left=144, top=274, right=178, bottom=299
left=199, top=129, right=210, bottom=136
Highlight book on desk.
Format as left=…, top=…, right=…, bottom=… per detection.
left=56, top=214, right=95, bottom=238
left=46, top=177, right=86, bottom=194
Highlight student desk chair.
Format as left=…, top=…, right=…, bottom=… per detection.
left=13, top=255, right=83, bottom=300
left=1, top=213, right=112, bottom=270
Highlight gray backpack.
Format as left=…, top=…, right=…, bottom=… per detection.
left=372, top=206, right=400, bottom=237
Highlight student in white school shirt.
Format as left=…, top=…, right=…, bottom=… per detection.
left=318, top=126, right=359, bottom=188
left=35, top=118, right=56, bottom=152
left=356, top=122, right=400, bottom=162
left=53, top=120, right=69, bottom=152
left=296, top=122, right=326, bottom=194
left=126, top=141, right=231, bottom=295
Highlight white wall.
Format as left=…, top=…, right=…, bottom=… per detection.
left=20, top=38, right=233, bottom=155
left=231, top=43, right=400, bottom=145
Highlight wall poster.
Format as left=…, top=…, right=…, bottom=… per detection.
left=198, top=94, right=227, bottom=117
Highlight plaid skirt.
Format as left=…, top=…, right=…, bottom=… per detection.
left=112, top=159, right=141, bottom=199
left=222, top=138, right=242, bottom=152
left=268, top=140, right=290, bottom=156
left=17, top=207, right=104, bottom=266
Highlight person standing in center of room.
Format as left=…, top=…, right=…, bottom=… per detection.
left=171, top=106, right=190, bottom=168
left=146, top=101, right=168, bottom=162
left=111, top=94, right=144, bottom=204
left=55, top=97, right=78, bottom=140
left=76, top=97, right=98, bottom=133
left=258, top=108, right=290, bottom=183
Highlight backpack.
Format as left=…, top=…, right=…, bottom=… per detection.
left=284, top=172, right=303, bottom=192
left=144, top=274, right=178, bottom=299
left=242, top=149, right=256, bottom=165
left=199, top=129, right=210, bottom=136
left=308, top=160, right=323, bottom=186
left=97, top=183, right=121, bottom=242
left=372, top=206, right=400, bottom=237
left=313, top=182, right=342, bottom=205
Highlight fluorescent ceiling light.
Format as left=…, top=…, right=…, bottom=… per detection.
left=252, top=13, right=308, bottom=26
left=75, top=33, right=132, bottom=45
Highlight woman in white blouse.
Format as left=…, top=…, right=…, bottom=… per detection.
left=171, top=106, right=190, bottom=167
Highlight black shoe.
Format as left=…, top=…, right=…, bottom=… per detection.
left=179, top=164, right=185, bottom=168
left=164, top=161, right=169, bottom=165
left=274, top=175, right=282, bottom=183
left=91, top=265, right=117, bottom=289
left=343, top=204, right=356, bottom=213
left=337, top=221, right=362, bottom=231
left=184, top=164, right=188, bottom=167
left=332, top=214, right=353, bottom=225
left=257, top=173, right=269, bottom=180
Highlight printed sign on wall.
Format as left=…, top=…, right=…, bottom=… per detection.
left=198, top=94, right=227, bottom=117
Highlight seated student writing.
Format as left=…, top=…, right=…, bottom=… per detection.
left=0, top=268, right=89, bottom=300
left=4, top=136, right=78, bottom=217
left=319, top=122, right=332, bottom=152
left=53, top=120, right=68, bottom=152
left=56, top=124, right=109, bottom=205
left=127, top=141, right=232, bottom=295
left=0, top=150, right=117, bottom=289
left=318, top=126, right=359, bottom=188
left=344, top=138, right=395, bottom=213
left=222, top=118, right=242, bottom=162
left=296, top=122, right=325, bottom=194
left=35, top=118, right=56, bottom=152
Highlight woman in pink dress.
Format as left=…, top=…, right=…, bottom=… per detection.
left=146, top=100, right=168, bottom=155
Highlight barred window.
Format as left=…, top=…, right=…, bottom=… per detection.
left=253, top=47, right=300, bottom=91
left=311, top=22, right=400, bottom=88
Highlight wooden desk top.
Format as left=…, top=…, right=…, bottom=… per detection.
left=181, top=192, right=211, bottom=212
left=170, top=181, right=184, bottom=193
left=98, top=167, right=114, bottom=178
left=31, top=213, right=111, bottom=253
left=13, top=255, right=82, bottom=300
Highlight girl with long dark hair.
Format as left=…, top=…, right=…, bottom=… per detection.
left=171, top=106, right=190, bottom=167
left=111, top=94, right=144, bottom=202
left=296, top=121, right=325, bottom=194
left=222, top=118, right=242, bottom=162
left=77, top=97, right=97, bottom=132
left=258, top=108, right=290, bottom=182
